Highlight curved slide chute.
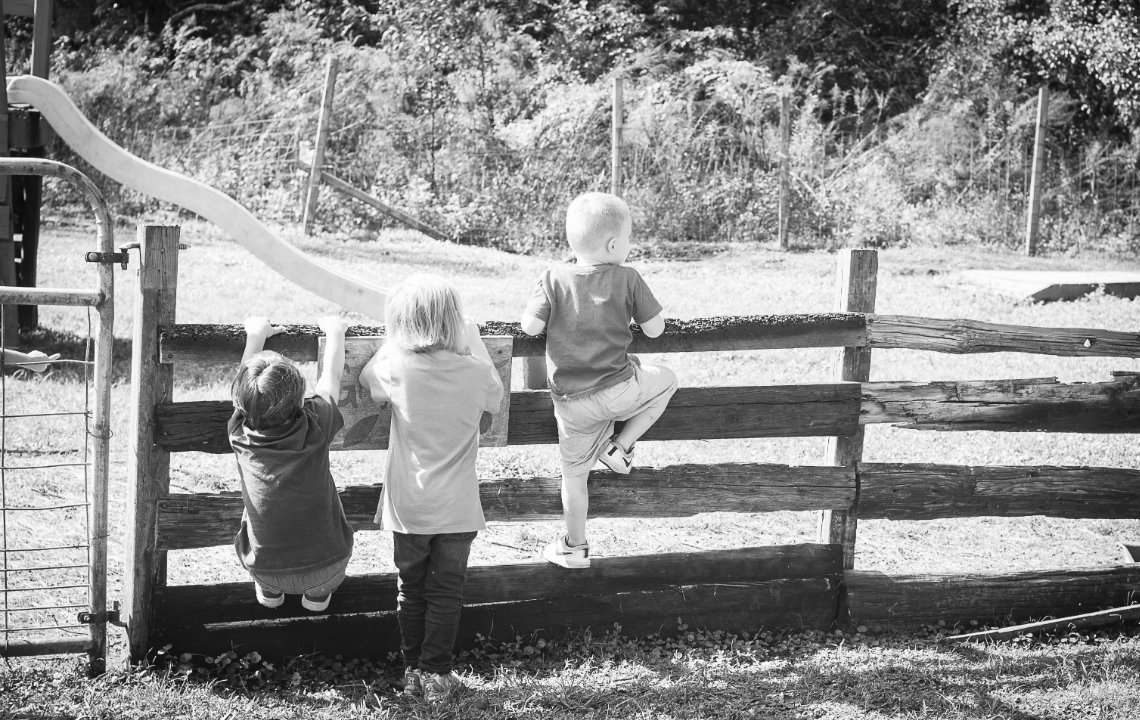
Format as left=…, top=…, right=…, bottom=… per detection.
left=7, top=75, right=388, bottom=321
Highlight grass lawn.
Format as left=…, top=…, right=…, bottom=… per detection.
left=2, top=218, right=1139, bottom=718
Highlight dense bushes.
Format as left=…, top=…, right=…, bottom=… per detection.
left=16, top=0, right=1140, bottom=255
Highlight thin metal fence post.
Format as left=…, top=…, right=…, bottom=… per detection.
left=302, top=57, right=338, bottom=235
left=1025, top=87, right=1049, bottom=256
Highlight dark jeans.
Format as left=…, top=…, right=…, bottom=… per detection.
left=393, top=531, right=476, bottom=675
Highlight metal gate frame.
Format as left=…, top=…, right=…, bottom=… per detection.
left=0, top=157, right=115, bottom=672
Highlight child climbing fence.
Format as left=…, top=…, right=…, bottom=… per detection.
left=121, top=231, right=1140, bottom=660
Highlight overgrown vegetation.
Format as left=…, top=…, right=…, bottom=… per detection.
left=6, top=1, right=1139, bottom=253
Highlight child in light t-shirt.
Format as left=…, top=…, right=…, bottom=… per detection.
left=521, top=192, right=677, bottom=570
left=359, top=274, right=503, bottom=703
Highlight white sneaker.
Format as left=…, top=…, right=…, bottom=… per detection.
left=598, top=436, right=634, bottom=474
left=301, top=592, right=332, bottom=612
left=254, top=583, right=284, bottom=609
left=423, top=671, right=464, bottom=702
left=542, top=535, right=590, bottom=569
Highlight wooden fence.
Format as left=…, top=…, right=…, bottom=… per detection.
left=122, top=230, right=1140, bottom=660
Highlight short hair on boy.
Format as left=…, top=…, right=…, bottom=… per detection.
left=385, top=273, right=466, bottom=354
left=565, top=192, right=630, bottom=255
left=231, top=351, right=307, bottom=430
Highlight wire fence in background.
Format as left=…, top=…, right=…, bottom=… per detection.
left=55, top=92, right=1140, bottom=253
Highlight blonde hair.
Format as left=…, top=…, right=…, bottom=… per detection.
left=231, top=351, right=306, bottom=430
left=565, top=192, right=630, bottom=254
left=384, top=273, right=466, bottom=354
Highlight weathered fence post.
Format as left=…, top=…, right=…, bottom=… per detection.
left=1024, top=86, right=1049, bottom=256
left=611, top=75, right=623, bottom=196
left=123, top=225, right=180, bottom=661
left=778, top=94, right=791, bottom=250
left=819, top=248, right=877, bottom=569
left=302, top=56, right=338, bottom=235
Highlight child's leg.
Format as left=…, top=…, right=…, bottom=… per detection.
left=419, top=531, right=477, bottom=675
left=561, top=466, right=591, bottom=547
left=552, top=397, right=614, bottom=547
left=393, top=532, right=432, bottom=670
left=613, top=364, right=677, bottom=452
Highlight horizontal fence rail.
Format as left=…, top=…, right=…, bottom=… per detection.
left=154, top=461, right=1140, bottom=551
left=156, top=464, right=857, bottom=550
left=154, top=375, right=1140, bottom=455
left=157, top=314, right=1140, bottom=365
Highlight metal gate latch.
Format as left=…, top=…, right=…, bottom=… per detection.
left=85, top=242, right=140, bottom=270
left=78, top=601, right=123, bottom=626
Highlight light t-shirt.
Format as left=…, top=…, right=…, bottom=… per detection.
left=228, top=394, right=354, bottom=573
left=366, top=347, right=503, bottom=534
left=523, top=263, right=662, bottom=398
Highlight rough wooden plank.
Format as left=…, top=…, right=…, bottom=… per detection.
left=858, top=463, right=1140, bottom=520
left=947, top=604, right=1140, bottom=643
left=158, top=314, right=868, bottom=365
left=846, top=565, right=1140, bottom=628
left=156, top=383, right=862, bottom=453
left=868, top=314, right=1140, bottom=357
left=323, top=336, right=512, bottom=449
left=861, top=375, right=1140, bottom=432
left=820, top=248, right=876, bottom=569
left=153, top=578, right=840, bottom=660
left=156, top=464, right=856, bottom=550
left=152, top=545, right=843, bottom=624
left=123, top=228, right=179, bottom=663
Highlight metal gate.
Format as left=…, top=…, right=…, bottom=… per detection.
left=0, top=158, right=115, bottom=672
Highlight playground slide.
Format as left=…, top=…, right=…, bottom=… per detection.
left=6, top=75, right=388, bottom=321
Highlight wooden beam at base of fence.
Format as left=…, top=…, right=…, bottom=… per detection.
left=157, top=314, right=869, bottom=365
left=154, top=577, right=840, bottom=660
left=155, top=383, right=862, bottom=454
left=862, top=375, right=1140, bottom=432
left=152, top=544, right=842, bottom=624
left=947, top=603, right=1140, bottom=643
left=845, top=564, right=1140, bottom=628
left=858, top=463, right=1140, bottom=520
left=868, top=314, right=1140, bottom=357
left=156, top=465, right=856, bottom=550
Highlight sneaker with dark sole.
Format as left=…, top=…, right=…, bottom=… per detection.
left=542, top=535, right=590, bottom=569
left=301, top=592, right=332, bottom=612
left=401, top=667, right=423, bottom=697
left=598, top=436, right=634, bottom=474
left=254, top=584, right=284, bottom=609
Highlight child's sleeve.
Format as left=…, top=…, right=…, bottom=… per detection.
left=309, top=394, right=345, bottom=439
left=629, top=269, right=664, bottom=325
left=477, top=356, right=505, bottom=414
left=359, top=350, right=392, bottom=404
left=522, top=272, right=552, bottom=324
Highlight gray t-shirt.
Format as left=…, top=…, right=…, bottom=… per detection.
left=228, top=394, right=353, bottom=573
left=524, top=263, right=662, bottom=398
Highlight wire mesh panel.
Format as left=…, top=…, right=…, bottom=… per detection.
left=0, top=314, right=96, bottom=658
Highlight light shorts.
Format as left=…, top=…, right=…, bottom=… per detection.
left=552, top=362, right=678, bottom=475
left=248, top=555, right=350, bottom=597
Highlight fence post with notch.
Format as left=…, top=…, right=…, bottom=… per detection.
left=123, top=225, right=180, bottom=661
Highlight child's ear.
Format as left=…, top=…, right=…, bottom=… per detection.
left=606, top=237, right=617, bottom=254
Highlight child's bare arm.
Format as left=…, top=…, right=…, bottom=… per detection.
left=2, top=349, right=60, bottom=373
left=520, top=314, right=546, bottom=336
left=242, top=317, right=283, bottom=362
left=359, top=350, right=391, bottom=404
left=315, top=316, right=348, bottom=402
left=639, top=312, right=666, bottom=339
